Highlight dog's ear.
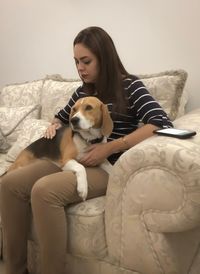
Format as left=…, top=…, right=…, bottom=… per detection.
left=101, top=104, right=113, bottom=137
left=69, top=106, right=75, bottom=121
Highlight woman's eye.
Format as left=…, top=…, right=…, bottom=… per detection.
left=85, top=104, right=93, bottom=111
left=84, top=60, right=91, bottom=65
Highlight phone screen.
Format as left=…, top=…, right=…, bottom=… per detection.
left=154, top=128, right=196, bottom=139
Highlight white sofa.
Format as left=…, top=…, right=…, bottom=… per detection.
left=1, top=70, right=200, bottom=274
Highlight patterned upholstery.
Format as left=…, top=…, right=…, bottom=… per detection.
left=27, top=110, right=200, bottom=274
left=105, top=109, right=200, bottom=274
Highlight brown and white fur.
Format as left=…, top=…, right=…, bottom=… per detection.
left=8, top=97, right=113, bottom=201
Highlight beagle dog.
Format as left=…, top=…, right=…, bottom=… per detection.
left=8, top=97, right=113, bottom=201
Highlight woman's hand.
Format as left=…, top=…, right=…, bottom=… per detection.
left=44, top=123, right=62, bottom=139
left=79, top=143, right=111, bottom=167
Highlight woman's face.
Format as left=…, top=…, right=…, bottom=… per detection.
left=74, top=43, right=100, bottom=84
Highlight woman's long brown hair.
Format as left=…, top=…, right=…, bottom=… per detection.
left=73, top=26, right=130, bottom=114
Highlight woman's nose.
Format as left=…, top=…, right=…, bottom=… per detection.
left=77, top=63, right=84, bottom=71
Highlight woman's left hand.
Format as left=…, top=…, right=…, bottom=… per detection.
left=79, top=143, right=110, bottom=167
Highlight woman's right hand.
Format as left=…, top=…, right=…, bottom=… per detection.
left=44, top=123, right=62, bottom=139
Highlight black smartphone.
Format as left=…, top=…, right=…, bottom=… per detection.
left=153, top=128, right=197, bottom=139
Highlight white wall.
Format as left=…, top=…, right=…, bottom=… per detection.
left=0, top=0, right=199, bottom=111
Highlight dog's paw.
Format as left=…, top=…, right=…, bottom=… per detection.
left=77, top=181, right=88, bottom=201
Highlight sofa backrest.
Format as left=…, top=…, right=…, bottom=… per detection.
left=40, top=78, right=81, bottom=122
left=0, top=69, right=188, bottom=154
left=0, top=80, right=43, bottom=107
left=173, top=108, right=200, bottom=145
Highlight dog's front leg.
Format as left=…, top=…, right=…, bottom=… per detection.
left=100, top=160, right=113, bottom=175
left=62, top=159, right=88, bottom=201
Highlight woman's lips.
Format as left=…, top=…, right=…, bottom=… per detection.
left=81, top=74, right=88, bottom=79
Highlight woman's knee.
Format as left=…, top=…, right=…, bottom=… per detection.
left=1, top=171, right=21, bottom=196
left=31, top=172, right=80, bottom=208
left=31, top=174, right=66, bottom=207
left=0, top=174, right=10, bottom=200
left=0, top=171, right=30, bottom=209
left=31, top=176, right=52, bottom=206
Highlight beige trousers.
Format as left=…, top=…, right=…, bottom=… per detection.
left=0, top=159, right=108, bottom=274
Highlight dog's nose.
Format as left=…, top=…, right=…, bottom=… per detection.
left=71, top=116, right=80, bottom=126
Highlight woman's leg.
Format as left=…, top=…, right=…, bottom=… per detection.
left=0, top=160, right=61, bottom=274
left=31, top=167, right=108, bottom=274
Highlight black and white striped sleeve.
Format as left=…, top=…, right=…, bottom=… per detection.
left=127, top=78, right=173, bottom=128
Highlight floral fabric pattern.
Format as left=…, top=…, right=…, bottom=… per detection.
left=6, top=118, right=50, bottom=162
left=0, top=80, right=43, bottom=107
left=29, top=197, right=107, bottom=259
left=0, top=105, right=41, bottom=149
left=41, top=79, right=81, bottom=121
left=105, top=108, right=200, bottom=274
left=0, top=128, right=10, bottom=153
left=140, top=70, right=187, bottom=120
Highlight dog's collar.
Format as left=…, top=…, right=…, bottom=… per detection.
left=89, top=136, right=104, bottom=144
left=73, top=131, right=104, bottom=144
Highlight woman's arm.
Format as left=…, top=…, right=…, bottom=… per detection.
left=80, top=124, right=159, bottom=166
left=108, top=123, right=159, bottom=153
left=44, top=118, right=63, bottom=139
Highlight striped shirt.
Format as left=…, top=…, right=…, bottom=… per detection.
left=55, top=75, right=173, bottom=164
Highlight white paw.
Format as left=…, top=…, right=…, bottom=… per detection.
left=62, top=159, right=88, bottom=200
left=77, top=179, right=88, bottom=201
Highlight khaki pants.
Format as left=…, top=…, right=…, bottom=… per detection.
left=0, top=159, right=108, bottom=274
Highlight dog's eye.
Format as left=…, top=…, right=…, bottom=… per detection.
left=85, top=104, right=93, bottom=111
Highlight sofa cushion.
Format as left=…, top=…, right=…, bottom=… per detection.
left=0, top=105, right=41, bottom=150
left=41, top=78, right=81, bottom=122
left=0, top=80, right=43, bottom=107
left=29, top=196, right=107, bottom=259
left=139, top=69, right=188, bottom=120
left=66, top=196, right=107, bottom=258
left=6, top=118, right=50, bottom=162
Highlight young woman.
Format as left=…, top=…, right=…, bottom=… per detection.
left=0, top=26, right=173, bottom=274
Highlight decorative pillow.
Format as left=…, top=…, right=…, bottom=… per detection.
left=0, top=80, right=43, bottom=107
left=41, top=77, right=81, bottom=122
left=176, top=88, right=189, bottom=118
left=0, top=104, right=41, bottom=149
left=139, top=70, right=188, bottom=120
left=0, top=128, right=10, bottom=153
left=41, top=71, right=187, bottom=122
left=6, top=118, right=50, bottom=162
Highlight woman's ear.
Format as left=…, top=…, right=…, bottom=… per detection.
left=101, top=104, right=113, bottom=137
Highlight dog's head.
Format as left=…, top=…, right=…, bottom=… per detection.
left=69, top=97, right=113, bottom=138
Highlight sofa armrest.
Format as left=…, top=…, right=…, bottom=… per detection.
left=105, top=136, right=200, bottom=268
